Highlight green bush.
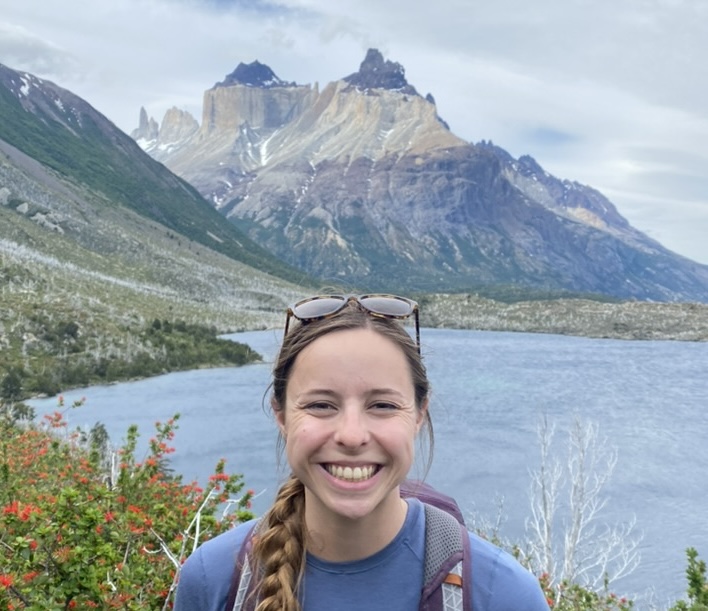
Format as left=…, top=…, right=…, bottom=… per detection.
left=11, top=319, right=262, bottom=399
left=0, top=398, right=253, bottom=609
left=537, top=573, right=632, bottom=610
left=670, top=548, right=708, bottom=611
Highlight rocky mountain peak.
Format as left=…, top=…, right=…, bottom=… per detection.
left=517, top=154, right=546, bottom=177
left=126, top=55, right=708, bottom=303
left=131, top=106, right=159, bottom=142
left=214, top=60, right=295, bottom=89
left=343, top=48, right=418, bottom=95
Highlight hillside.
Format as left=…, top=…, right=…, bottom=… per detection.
left=0, top=63, right=306, bottom=284
left=0, top=144, right=308, bottom=396
left=0, top=62, right=316, bottom=397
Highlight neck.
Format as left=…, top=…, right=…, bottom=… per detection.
left=304, top=495, right=408, bottom=562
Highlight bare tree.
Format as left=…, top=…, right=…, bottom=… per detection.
left=526, top=414, right=563, bottom=579
left=525, top=415, right=642, bottom=590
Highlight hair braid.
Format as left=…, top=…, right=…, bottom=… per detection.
left=251, top=476, right=306, bottom=611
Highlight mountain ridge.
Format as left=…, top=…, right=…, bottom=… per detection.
left=132, top=50, right=708, bottom=302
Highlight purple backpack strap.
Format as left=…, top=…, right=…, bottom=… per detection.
left=419, top=504, right=473, bottom=611
left=400, top=480, right=466, bottom=525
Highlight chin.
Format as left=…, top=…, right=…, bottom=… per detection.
left=319, top=487, right=399, bottom=523
left=327, top=501, right=381, bottom=522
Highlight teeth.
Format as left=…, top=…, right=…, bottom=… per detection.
left=326, top=464, right=376, bottom=482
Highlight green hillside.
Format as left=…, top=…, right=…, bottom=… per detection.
left=0, top=66, right=307, bottom=284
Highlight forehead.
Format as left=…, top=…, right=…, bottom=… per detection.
left=288, top=327, right=414, bottom=389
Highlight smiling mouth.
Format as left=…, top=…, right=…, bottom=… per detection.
left=325, top=464, right=379, bottom=482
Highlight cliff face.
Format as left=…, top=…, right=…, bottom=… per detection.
left=143, top=64, right=463, bottom=208
left=202, top=83, right=315, bottom=133
left=132, top=51, right=708, bottom=302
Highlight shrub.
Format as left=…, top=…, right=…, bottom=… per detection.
left=537, top=573, right=633, bottom=610
left=0, top=398, right=254, bottom=610
left=670, top=548, right=708, bottom=611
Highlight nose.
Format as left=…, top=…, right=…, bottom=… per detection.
left=333, top=406, right=370, bottom=448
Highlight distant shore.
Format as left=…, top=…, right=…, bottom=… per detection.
left=421, top=295, right=708, bottom=342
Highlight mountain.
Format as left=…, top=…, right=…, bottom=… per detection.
left=133, top=50, right=708, bottom=303
left=0, top=63, right=307, bottom=284
left=0, top=62, right=314, bottom=346
left=2, top=60, right=708, bottom=350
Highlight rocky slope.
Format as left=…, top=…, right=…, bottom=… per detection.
left=133, top=50, right=708, bottom=303
left=0, top=62, right=313, bottom=343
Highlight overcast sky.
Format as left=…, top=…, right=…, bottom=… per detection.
left=2, top=0, right=707, bottom=264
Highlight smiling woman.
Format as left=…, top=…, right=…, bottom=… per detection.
left=277, top=327, right=422, bottom=551
left=173, top=294, right=550, bottom=611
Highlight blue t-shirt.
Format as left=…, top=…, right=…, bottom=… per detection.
left=174, top=498, right=550, bottom=610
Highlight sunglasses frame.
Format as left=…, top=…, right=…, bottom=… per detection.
left=284, top=294, right=421, bottom=353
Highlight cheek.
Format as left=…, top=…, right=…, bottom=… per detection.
left=380, top=419, right=418, bottom=451
left=283, top=419, right=319, bottom=452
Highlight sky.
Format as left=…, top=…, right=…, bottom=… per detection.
left=2, top=0, right=707, bottom=264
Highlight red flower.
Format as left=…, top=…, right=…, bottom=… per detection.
left=0, top=574, right=14, bottom=588
left=2, top=501, right=19, bottom=516
left=3, top=501, right=40, bottom=521
left=19, top=503, right=40, bottom=521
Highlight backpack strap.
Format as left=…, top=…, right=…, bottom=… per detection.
left=226, top=505, right=473, bottom=611
left=401, top=480, right=466, bottom=524
left=420, top=504, right=473, bottom=611
left=225, top=519, right=262, bottom=611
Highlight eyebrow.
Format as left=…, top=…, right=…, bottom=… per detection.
left=296, top=388, right=405, bottom=399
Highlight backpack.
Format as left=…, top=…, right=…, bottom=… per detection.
left=224, top=480, right=472, bottom=611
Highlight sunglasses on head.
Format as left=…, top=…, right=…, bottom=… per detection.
left=284, top=294, right=420, bottom=352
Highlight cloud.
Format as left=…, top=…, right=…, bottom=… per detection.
left=1, top=0, right=707, bottom=263
left=0, top=22, right=83, bottom=82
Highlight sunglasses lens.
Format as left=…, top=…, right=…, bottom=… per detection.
left=292, top=296, right=346, bottom=320
left=359, top=295, right=414, bottom=317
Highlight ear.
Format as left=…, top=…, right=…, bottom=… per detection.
left=272, top=397, right=286, bottom=436
left=416, top=398, right=429, bottom=433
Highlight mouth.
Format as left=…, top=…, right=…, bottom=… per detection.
left=324, top=464, right=380, bottom=483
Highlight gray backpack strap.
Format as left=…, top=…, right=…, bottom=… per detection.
left=230, top=507, right=473, bottom=611
left=226, top=519, right=263, bottom=611
left=420, top=504, right=472, bottom=611
left=231, top=552, right=254, bottom=611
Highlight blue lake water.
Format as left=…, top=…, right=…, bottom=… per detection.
left=29, top=328, right=708, bottom=608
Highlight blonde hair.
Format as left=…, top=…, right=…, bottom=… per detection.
left=250, top=302, right=432, bottom=611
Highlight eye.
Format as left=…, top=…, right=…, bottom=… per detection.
left=305, top=401, right=336, bottom=413
left=369, top=401, right=399, bottom=411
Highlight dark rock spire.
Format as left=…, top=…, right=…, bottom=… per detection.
left=215, top=60, right=296, bottom=89
left=343, top=49, right=419, bottom=95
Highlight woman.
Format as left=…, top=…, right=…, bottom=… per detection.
left=174, top=294, right=550, bottom=611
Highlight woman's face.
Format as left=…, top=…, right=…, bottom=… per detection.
left=277, top=327, right=426, bottom=528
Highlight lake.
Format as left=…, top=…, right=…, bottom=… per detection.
left=29, top=328, right=708, bottom=608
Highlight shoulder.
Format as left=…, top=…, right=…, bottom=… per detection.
left=174, top=519, right=258, bottom=611
left=467, top=532, right=550, bottom=611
